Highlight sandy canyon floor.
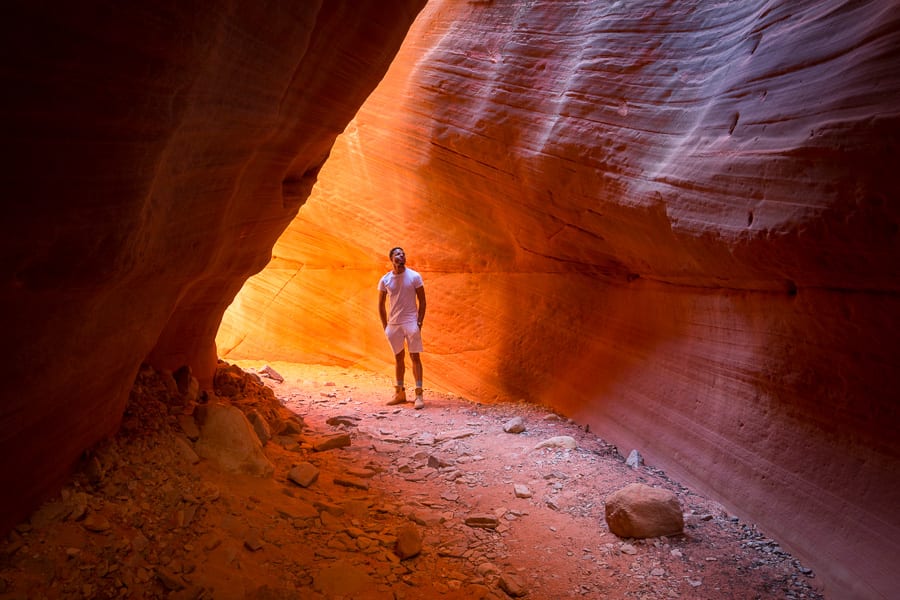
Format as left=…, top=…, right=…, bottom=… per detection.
left=0, top=360, right=824, bottom=599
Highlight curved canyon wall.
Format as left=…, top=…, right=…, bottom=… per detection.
left=219, top=1, right=900, bottom=598
left=0, top=1, right=425, bottom=537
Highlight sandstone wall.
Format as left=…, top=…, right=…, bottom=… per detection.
left=0, top=0, right=425, bottom=535
left=219, top=1, right=900, bottom=597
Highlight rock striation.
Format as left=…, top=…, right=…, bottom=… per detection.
left=219, top=1, right=900, bottom=598
left=0, top=0, right=425, bottom=537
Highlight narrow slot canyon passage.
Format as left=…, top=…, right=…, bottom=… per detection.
left=1, top=1, right=898, bottom=599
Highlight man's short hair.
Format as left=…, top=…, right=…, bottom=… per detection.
left=389, top=246, right=404, bottom=259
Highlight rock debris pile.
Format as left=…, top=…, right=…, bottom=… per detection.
left=0, top=361, right=823, bottom=599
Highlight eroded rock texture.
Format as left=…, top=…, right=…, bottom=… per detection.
left=219, top=1, right=900, bottom=597
left=0, top=0, right=425, bottom=536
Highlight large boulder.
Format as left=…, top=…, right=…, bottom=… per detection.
left=605, top=483, right=684, bottom=539
left=193, top=403, right=274, bottom=478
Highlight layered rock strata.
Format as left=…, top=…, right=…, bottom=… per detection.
left=0, top=1, right=425, bottom=536
left=219, top=1, right=900, bottom=597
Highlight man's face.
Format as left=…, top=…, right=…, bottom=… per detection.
left=391, top=248, right=406, bottom=268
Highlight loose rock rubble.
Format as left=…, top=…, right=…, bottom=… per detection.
left=0, top=361, right=825, bottom=599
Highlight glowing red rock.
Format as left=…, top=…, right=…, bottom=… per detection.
left=0, top=0, right=425, bottom=536
left=219, top=2, right=900, bottom=597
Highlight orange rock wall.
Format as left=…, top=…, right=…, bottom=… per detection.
left=0, top=1, right=425, bottom=536
left=219, top=1, right=900, bottom=597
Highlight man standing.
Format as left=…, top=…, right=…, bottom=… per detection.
left=378, top=247, right=426, bottom=409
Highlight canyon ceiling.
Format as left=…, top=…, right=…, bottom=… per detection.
left=2, top=1, right=898, bottom=599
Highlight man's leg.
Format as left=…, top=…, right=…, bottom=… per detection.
left=410, top=352, right=422, bottom=389
left=410, top=352, right=424, bottom=409
left=388, top=349, right=407, bottom=405
left=395, top=348, right=407, bottom=385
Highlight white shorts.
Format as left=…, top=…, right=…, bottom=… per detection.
left=385, top=321, right=423, bottom=355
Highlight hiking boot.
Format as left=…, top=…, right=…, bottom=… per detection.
left=414, top=388, right=424, bottom=410
left=387, top=386, right=406, bottom=405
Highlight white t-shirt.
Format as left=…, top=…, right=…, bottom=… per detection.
left=378, top=268, right=423, bottom=325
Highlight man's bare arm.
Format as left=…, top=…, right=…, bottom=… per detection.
left=415, top=286, right=426, bottom=327
left=378, top=290, right=388, bottom=329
